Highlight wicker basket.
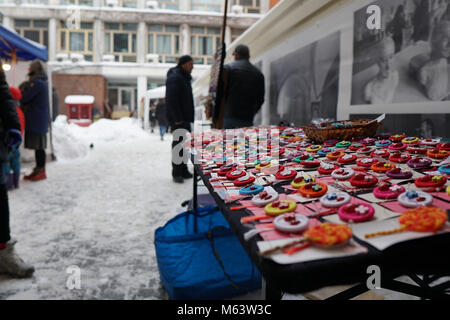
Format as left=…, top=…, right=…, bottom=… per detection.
left=303, top=119, right=382, bottom=143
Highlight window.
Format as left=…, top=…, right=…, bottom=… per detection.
left=232, top=0, right=260, bottom=13
left=105, top=22, right=137, bottom=62
left=190, top=26, right=221, bottom=65
left=190, top=0, right=221, bottom=12
left=231, top=28, right=244, bottom=43
left=15, top=19, right=48, bottom=46
left=58, top=20, right=94, bottom=61
left=148, top=24, right=180, bottom=63
left=120, top=0, right=137, bottom=8
left=20, top=0, right=49, bottom=4
left=60, top=0, right=93, bottom=5
left=157, top=0, right=179, bottom=10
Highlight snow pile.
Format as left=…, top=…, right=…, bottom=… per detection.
left=75, top=117, right=149, bottom=145
left=52, top=115, right=148, bottom=161
left=52, top=116, right=89, bottom=161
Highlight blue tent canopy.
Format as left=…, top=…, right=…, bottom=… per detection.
left=0, top=24, right=48, bottom=61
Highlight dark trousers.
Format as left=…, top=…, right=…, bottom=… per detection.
left=223, top=117, right=253, bottom=129
left=171, top=122, right=191, bottom=177
left=0, top=170, right=11, bottom=243
left=36, top=149, right=46, bottom=168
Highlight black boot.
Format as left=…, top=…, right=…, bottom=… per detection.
left=5, top=174, right=14, bottom=190
left=0, top=184, right=11, bottom=244
left=181, top=164, right=193, bottom=179
left=173, top=176, right=184, bottom=183
left=182, top=170, right=193, bottom=179
left=172, top=166, right=185, bottom=183
left=12, top=174, right=19, bottom=189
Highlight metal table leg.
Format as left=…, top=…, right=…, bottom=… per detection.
left=193, top=166, right=198, bottom=212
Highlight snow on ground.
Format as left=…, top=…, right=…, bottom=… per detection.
left=0, top=117, right=192, bottom=299
left=0, top=117, right=431, bottom=300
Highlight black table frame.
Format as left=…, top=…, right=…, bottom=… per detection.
left=191, top=159, right=450, bottom=300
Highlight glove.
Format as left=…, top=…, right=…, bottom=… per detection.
left=6, top=129, right=22, bottom=148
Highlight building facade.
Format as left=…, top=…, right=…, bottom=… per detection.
left=0, top=0, right=264, bottom=123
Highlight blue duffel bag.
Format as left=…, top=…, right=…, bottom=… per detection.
left=154, top=205, right=261, bottom=300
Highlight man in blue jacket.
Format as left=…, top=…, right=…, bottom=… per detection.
left=165, top=55, right=195, bottom=183
left=20, top=60, right=50, bottom=182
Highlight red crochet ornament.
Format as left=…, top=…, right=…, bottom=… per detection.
left=389, top=134, right=406, bottom=142
left=356, top=157, right=378, bottom=168
left=427, top=148, right=449, bottom=159
left=350, top=174, right=379, bottom=188
left=370, top=149, right=390, bottom=159
left=388, top=153, right=411, bottom=163
left=275, top=168, right=297, bottom=180
left=437, top=143, right=450, bottom=151
left=218, top=163, right=237, bottom=176
left=388, top=142, right=407, bottom=151
left=318, top=163, right=340, bottom=175
left=233, top=175, right=256, bottom=187
left=414, top=175, right=447, bottom=189
left=226, top=169, right=247, bottom=180
left=407, top=146, right=428, bottom=155
left=337, top=154, right=357, bottom=164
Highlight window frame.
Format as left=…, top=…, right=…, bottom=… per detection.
left=58, top=20, right=94, bottom=61
left=148, top=24, right=180, bottom=64
left=60, top=0, right=94, bottom=6
left=157, top=0, right=179, bottom=10
left=190, top=26, right=221, bottom=65
left=190, top=0, right=221, bottom=13
left=119, top=0, right=137, bottom=8
left=231, top=0, right=260, bottom=14
left=15, top=19, right=49, bottom=47
left=104, top=22, right=138, bottom=62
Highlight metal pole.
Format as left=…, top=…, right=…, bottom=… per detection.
left=47, top=63, right=56, bottom=161
left=221, top=0, right=229, bottom=44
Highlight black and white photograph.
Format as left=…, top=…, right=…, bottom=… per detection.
left=352, top=0, right=450, bottom=105
left=269, top=31, right=340, bottom=126
left=350, top=113, right=450, bottom=137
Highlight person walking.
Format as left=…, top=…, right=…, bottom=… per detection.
left=222, top=44, right=265, bottom=129
left=165, top=55, right=195, bottom=183
left=20, top=60, right=50, bottom=182
left=0, top=66, right=35, bottom=278
left=388, top=5, right=407, bottom=53
left=155, top=98, right=168, bottom=141
left=149, top=103, right=157, bottom=133
left=2, top=87, right=25, bottom=190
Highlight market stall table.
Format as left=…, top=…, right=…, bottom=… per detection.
left=188, top=128, right=450, bottom=300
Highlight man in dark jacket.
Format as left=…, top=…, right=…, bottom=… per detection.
left=155, top=98, right=168, bottom=141
left=222, top=45, right=265, bottom=129
left=20, top=60, right=50, bottom=182
left=165, top=55, right=195, bottom=183
left=0, top=67, right=35, bottom=278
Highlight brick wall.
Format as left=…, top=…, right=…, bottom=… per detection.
left=52, top=74, right=107, bottom=118
left=269, top=0, right=280, bottom=9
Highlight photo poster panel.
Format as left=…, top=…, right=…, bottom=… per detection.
left=268, top=31, right=341, bottom=127
left=352, top=0, right=450, bottom=106
left=252, top=0, right=449, bottom=137
left=350, top=113, right=450, bottom=137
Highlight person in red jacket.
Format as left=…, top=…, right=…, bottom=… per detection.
left=2, top=87, right=25, bottom=190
